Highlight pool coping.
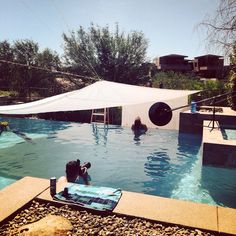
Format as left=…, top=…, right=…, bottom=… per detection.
left=0, top=176, right=236, bottom=235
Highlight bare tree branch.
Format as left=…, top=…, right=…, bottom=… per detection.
left=198, top=0, right=236, bottom=55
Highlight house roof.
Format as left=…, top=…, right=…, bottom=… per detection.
left=160, top=54, right=188, bottom=58
left=194, top=54, right=223, bottom=59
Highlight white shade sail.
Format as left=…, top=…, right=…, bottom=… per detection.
left=0, top=80, right=199, bottom=115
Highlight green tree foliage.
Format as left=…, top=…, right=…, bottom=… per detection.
left=0, top=40, right=14, bottom=88
left=62, top=24, right=148, bottom=84
left=12, top=40, right=39, bottom=98
left=152, top=72, right=203, bottom=90
left=37, top=48, right=61, bottom=70
left=152, top=71, right=227, bottom=105
left=229, top=43, right=236, bottom=65
left=0, top=40, right=62, bottom=99
left=226, top=43, right=236, bottom=110
left=0, top=40, right=14, bottom=61
left=227, top=71, right=236, bottom=109
left=13, top=39, right=39, bottom=65
left=35, top=48, right=62, bottom=96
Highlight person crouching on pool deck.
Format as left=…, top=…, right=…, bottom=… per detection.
left=59, top=159, right=91, bottom=185
left=131, top=117, right=148, bottom=134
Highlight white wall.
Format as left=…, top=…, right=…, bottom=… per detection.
left=121, top=96, right=189, bottom=130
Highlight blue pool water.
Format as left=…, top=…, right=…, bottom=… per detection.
left=0, top=117, right=236, bottom=208
left=221, top=127, right=236, bottom=140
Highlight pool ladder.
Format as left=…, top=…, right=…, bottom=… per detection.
left=90, top=108, right=109, bottom=125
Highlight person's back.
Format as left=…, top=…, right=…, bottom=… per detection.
left=65, top=160, right=80, bottom=183
left=131, top=117, right=148, bottom=133
left=59, top=159, right=91, bottom=185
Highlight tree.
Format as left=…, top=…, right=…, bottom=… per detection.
left=62, top=24, right=148, bottom=84
left=12, top=40, right=63, bottom=98
left=226, top=43, right=236, bottom=109
left=227, top=71, right=236, bottom=109
left=199, top=1, right=236, bottom=108
left=0, top=40, right=14, bottom=88
left=13, top=39, right=39, bottom=65
left=0, top=40, right=14, bottom=61
left=0, top=39, right=65, bottom=100
left=152, top=71, right=227, bottom=105
left=12, top=39, right=39, bottom=98
left=37, top=48, right=61, bottom=70
left=229, top=43, right=236, bottom=65
left=36, top=48, right=62, bottom=96
left=200, top=0, right=236, bottom=55
left=152, top=71, right=204, bottom=90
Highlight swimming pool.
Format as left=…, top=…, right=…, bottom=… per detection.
left=221, top=126, right=236, bottom=140
left=0, top=117, right=236, bottom=208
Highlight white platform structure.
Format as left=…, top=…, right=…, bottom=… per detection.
left=0, top=81, right=198, bottom=130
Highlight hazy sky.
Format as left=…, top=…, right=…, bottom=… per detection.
left=0, top=0, right=220, bottom=61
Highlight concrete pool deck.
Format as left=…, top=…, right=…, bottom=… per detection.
left=0, top=176, right=236, bottom=235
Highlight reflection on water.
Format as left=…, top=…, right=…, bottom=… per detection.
left=133, top=130, right=147, bottom=142
left=145, top=151, right=170, bottom=179
left=143, top=133, right=203, bottom=199
left=92, top=124, right=108, bottom=146
left=0, top=117, right=235, bottom=208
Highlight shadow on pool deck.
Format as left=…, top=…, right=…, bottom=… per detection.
left=0, top=176, right=236, bottom=235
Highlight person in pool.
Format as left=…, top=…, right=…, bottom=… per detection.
left=131, top=117, right=148, bottom=133
left=0, top=121, right=10, bottom=135
left=131, top=117, right=148, bottom=141
left=59, top=159, right=91, bottom=185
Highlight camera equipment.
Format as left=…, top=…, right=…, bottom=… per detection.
left=82, top=162, right=91, bottom=169
left=77, top=159, right=91, bottom=169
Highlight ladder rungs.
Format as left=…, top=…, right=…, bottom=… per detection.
left=91, top=113, right=106, bottom=116
left=91, top=108, right=109, bottom=124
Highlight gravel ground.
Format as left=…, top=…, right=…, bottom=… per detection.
left=0, top=200, right=218, bottom=236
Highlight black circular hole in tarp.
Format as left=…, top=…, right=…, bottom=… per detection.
left=148, top=102, right=172, bottom=126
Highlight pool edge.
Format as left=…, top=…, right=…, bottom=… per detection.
left=0, top=176, right=235, bottom=235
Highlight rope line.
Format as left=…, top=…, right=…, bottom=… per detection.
left=0, top=59, right=98, bottom=81
left=171, top=91, right=236, bottom=112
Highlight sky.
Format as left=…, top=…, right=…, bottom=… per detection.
left=0, top=0, right=221, bottom=61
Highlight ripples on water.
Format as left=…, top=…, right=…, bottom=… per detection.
left=0, top=117, right=236, bottom=208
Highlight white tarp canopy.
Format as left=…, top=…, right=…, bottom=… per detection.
left=0, top=80, right=198, bottom=115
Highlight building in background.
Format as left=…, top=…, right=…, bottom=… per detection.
left=153, top=54, right=227, bottom=79
left=192, top=54, right=224, bottom=79
left=153, top=54, right=192, bottom=73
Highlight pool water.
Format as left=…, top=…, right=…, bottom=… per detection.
left=221, top=127, right=236, bottom=140
left=0, top=117, right=236, bottom=208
